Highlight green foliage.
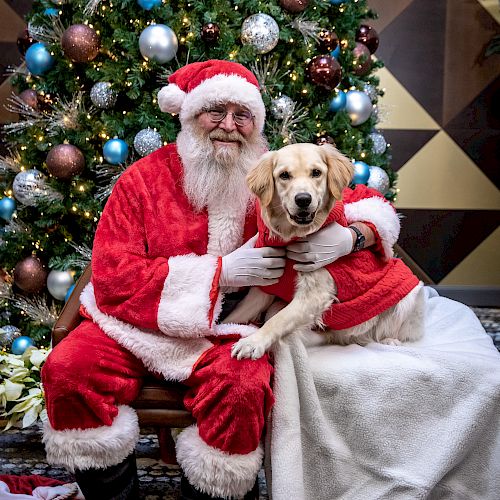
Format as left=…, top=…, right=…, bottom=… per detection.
left=0, top=0, right=394, bottom=345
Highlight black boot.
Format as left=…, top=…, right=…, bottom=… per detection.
left=74, top=452, right=139, bottom=500
left=180, top=474, right=259, bottom=500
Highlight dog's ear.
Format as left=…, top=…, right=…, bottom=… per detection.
left=246, top=151, right=276, bottom=207
left=320, top=144, right=354, bottom=200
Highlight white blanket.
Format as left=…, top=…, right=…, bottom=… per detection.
left=265, top=287, right=500, bottom=500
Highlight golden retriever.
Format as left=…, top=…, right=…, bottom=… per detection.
left=224, top=143, right=424, bottom=360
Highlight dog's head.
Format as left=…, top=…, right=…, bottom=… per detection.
left=247, top=143, right=353, bottom=237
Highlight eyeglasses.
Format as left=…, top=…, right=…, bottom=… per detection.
left=205, top=107, right=255, bottom=127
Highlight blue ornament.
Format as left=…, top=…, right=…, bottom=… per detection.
left=65, top=284, right=76, bottom=302
left=25, top=42, right=55, bottom=76
left=352, top=161, right=371, bottom=185
left=0, top=197, right=16, bottom=221
left=329, top=91, right=347, bottom=113
left=330, top=0, right=348, bottom=4
left=44, top=8, right=59, bottom=16
left=137, top=0, right=162, bottom=9
left=330, top=45, right=341, bottom=59
left=103, top=139, right=129, bottom=165
left=11, top=336, right=35, bottom=355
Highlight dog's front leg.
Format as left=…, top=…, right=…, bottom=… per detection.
left=232, top=269, right=336, bottom=359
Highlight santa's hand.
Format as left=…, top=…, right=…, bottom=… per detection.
left=220, top=234, right=286, bottom=287
left=287, top=222, right=353, bottom=272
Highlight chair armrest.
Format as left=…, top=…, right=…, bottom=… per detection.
left=52, top=264, right=92, bottom=346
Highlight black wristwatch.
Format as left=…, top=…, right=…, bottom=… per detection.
left=349, top=225, right=365, bottom=252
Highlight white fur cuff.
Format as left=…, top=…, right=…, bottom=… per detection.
left=345, top=197, right=400, bottom=260
left=158, top=254, right=223, bottom=338
left=43, top=406, right=139, bottom=473
left=176, top=425, right=263, bottom=498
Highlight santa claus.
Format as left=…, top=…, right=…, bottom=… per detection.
left=41, top=60, right=400, bottom=499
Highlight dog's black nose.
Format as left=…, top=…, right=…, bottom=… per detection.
left=295, top=192, right=312, bottom=208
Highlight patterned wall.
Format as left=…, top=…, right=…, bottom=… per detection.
left=1, top=0, right=499, bottom=286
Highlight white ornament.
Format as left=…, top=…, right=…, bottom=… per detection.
left=13, top=170, right=48, bottom=206
left=367, top=166, right=390, bottom=195
left=90, top=82, right=117, bottom=109
left=369, top=131, right=387, bottom=155
left=241, top=14, right=280, bottom=54
left=47, top=270, right=74, bottom=301
left=133, top=128, right=163, bottom=157
left=270, top=95, right=295, bottom=119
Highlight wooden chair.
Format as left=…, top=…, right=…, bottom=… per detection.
left=51, top=265, right=194, bottom=465
left=51, top=245, right=430, bottom=463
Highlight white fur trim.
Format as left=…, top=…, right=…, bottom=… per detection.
left=157, top=83, right=186, bottom=113
left=179, top=74, right=266, bottom=131
left=176, top=424, right=263, bottom=498
left=213, top=323, right=258, bottom=338
left=345, top=197, right=400, bottom=260
left=43, top=405, right=139, bottom=473
left=80, top=283, right=212, bottom=381
left=158, top=254, right=223, bottom=337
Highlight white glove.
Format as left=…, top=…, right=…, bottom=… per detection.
left=286, top=222, right=354, bottom=272
left=220, top=234, right=286, bottom=287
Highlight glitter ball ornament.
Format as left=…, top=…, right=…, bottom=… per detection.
left=12, top=336, right=35, bottom=355
left=14, top=256, right=47, bottom=293
left=345, top=90, right=372, bottom=126
left=369, top=132, right=387, bottom=155
left=13, top=170, right=49, bottom=206
left=352, top=42, right=372, bottom=76
left=133, top=128, right=163, bottom=157
left=0, top=325, right=21, bottom=348
left=356, top=24, right=379, bottom=54
left=19, top=89, right=39, bottom=109
left=201, top=23, right=220, bottom=44
left=139, top=24, right=178, bottom=63
left=367, top=166, right=390, bottom=195
left=271, top=95, right=295, bottom=119
left=90, top=82, right=118, bottom=109
left=47, top=269, right=74, bottom=300
left=363, top=83, right=378, bottom=101
left=279, top=0, right=309, bottom=14
left=318, top=30, right=339, bottom=53
left=61, top=24, right=100, bottom=63
left=315, top=135, right=336, bottom=147
left=307, top=55, right=342, bottom=90
left=241, top=14, right=280, bottom=54
left=46, top=144, right=85, bottom=180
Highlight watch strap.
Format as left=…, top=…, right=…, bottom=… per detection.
left=349, top=225, right=365, bottom=252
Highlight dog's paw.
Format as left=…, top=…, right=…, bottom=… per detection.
left=231, top=337, right=268, bottom=360
left=380, top=338, right=402, bottom=346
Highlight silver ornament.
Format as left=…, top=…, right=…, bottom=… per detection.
left=139, top=24, right=178, bottom=63
left=241, top=14, right=279, bottom=54
left=369, top=132, right=387, bottom=155
left=133, top=128, right=163, bottom=157
left=367, top=166, right=390, bottom=195
left=13, top=170, right=49, bottom=206
left=47, top=269, right=74, bottom=301
left=270, top=95, right=295, bottom=119
left=0, top=325, right=21, bottom=347
left=363, top=83, right=378, bottom=101
left=90, top=82, right=118, bottom=109
left=345, top=90, right=372, bottom=126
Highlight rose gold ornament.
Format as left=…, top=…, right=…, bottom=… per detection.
left=61, top=24, right=100, bottom=63
left=201, top=23, right=220, bottom=43
left=19, top=89, right=39, bottom=109
left=279, top=0, right=309, bottom=14
left=46, top=144, right=85, bottom=180
left=352, top=42, right=371, bottom=76
left=315, top=135, right=336, bottom=147
left=307, top=55, right=342, bottom=91
left=318, top=30, right=339, bottom=53
left=355, top=24, right=379, bottom=54
left=13, top=256, right=47, bottom=294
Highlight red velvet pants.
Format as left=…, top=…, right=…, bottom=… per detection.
left=42, top=318, right=274, bottom=455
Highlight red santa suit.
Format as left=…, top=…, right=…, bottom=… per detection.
left=255, top=189, right=419, bottom=331
left=41, top=60, right=403, bottom=499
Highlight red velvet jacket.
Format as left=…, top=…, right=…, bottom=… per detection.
left=255, top=190, right=419, bottom=330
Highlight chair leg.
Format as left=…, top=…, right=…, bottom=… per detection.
left=157, top=427, right=178, bottom=465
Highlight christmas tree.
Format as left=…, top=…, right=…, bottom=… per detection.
left=0, top=0, right=392, bottom=350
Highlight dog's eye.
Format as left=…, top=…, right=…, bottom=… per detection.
left=311, top=169, right=322, bottom=178
left=279, top=171, right=291, bottom=180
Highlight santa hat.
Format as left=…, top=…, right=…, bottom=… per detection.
left=157, top=60, right=266, bottom=131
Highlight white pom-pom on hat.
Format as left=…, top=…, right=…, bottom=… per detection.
left=157, top=84, right=186, bottom=114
